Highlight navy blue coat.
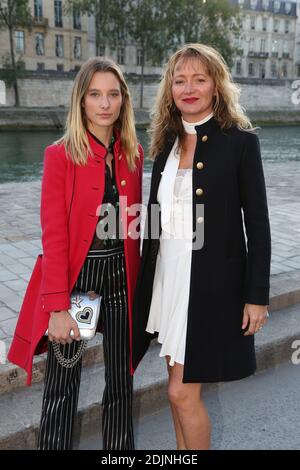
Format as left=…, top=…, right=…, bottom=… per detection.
left=132, top=116, right=271, bottom=383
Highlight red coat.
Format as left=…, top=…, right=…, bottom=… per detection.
left=8, top=131, right=144, bottom=385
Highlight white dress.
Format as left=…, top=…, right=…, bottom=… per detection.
left=145, top=166, right=193, bottom=366
left=145, top=112, right=214, bottom=367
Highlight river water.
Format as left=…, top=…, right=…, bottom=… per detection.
left=0, top=125, right=299, bottom=184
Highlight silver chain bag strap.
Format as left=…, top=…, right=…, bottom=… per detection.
left=45, top=290, right=102, bottom=368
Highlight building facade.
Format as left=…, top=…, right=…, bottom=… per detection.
left=231, top=0, right=300, bottom=79
left=0, top=0, right=299, bottom=79
left=1, top=0, right=300, bottom=109
left=99, top=0, right=300, bottom=81
left=0, top=0, right=90, bottom=72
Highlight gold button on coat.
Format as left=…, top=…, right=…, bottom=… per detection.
left=197, top=216, right=204, bottom=224
left=202, top=135, right=208, bottom=142
left=197, top=162, right=204, bottom=170
left=121, top=180, right=126, bottom=187
left=196, top=188, right=203, bottom=196
left=118, top=155, right=122, bottom=160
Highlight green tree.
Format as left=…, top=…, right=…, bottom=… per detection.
left=125, top=0, right=241, bottom=106
left=68, top=0, right=180, bottom=108
left=170, top=0, right=241, bottom=68
left=0, top=0, right=32, bottom=106
left=68, top=0, right=241, bottom=108
left=125, top=0, right=181, bottom=109
left=66, top=0, right=127, bottom=54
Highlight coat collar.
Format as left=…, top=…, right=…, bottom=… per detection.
left=150, top=116, right=221, bottom=203
left=155, top=115, right=221, bottom=163
left=86, top=127, right=121, bottom=159
left=182, top=111, right=214, bottom=134
left=194, top=115, right=220, bottom=138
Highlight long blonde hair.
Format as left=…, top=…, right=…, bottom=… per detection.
left=55, top=57, right=139, bottom=170
left=149, top=43, right=256, bottom=160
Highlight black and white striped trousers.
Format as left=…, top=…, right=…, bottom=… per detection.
left=37, top=245, right=134, bottom=450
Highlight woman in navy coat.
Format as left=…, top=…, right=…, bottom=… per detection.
left=132, top=44, right=271, bottom=450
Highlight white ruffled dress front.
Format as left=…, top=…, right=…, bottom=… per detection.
left=145, top=112, right=214, bottom=367
left=145, top=140, right=193, bottom=366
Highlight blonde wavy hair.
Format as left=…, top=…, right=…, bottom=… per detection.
left=149, top=43, right=256, bottom=160
left=55, top=57, right=139, bottom=171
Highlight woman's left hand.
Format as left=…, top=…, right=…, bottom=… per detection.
left=242, top=304, right=269, bottom=335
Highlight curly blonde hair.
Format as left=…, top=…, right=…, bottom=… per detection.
left=149, top=43, right=256, bottom=160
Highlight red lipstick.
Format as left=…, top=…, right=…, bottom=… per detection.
left=182, top=98, right=198, bottom=104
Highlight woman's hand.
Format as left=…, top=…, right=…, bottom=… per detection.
left=242, top=303, right=269, bottom=336
left=48, top=311, right=81, bottom=345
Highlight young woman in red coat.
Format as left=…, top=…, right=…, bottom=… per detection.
left=8, top=58, right=144, bottom=450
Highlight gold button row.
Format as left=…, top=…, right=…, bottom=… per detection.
left=196, top=139, right=206, bottom=225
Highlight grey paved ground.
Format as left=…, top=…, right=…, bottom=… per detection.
left=78, top=360, right=300, bottom=450
left=0, top=160, right=299, bottom=357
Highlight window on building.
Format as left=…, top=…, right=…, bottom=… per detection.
left=259, top=63, right=265, bottom=78
left=34, top=0, right=43, bottom=19
left=262, top=17, right=267, bottom=31
left=74, top=37, right=82, bottom=59
left=262, top=0, right=269, bottom=11
left=55, top=34, right=64, bottom=57
left=272, top=39, right=278, bottom=56
left=117, top=47, right=125, bottom=65
left=35, top=33, right=44, bottom=55
left=236, top=35, right=244, bottom=56
left=283, top=41, right=289, bottom=58
left=248, top=62, right=254, bottom=76
left=250, top=16, right=255, bottom=30
left=236, top=61, right=242, bottom=75
left=73, top=8, right=81, bottom=30
left=282, top=63, right=288, bottom=78
left=57, top=64, right=64, bottom=72
left=137, top=48, right=143, bottom=66
left=15, top=31, right=25, bottom=54
left=54, top=0, right=63, bottom=27
left=250, top=0, right=257, bottom=10
left=271, top=62, right=277, bottom=77
left=74, top=65, right=81, bottom=72
left=273, top=19, right=279, bottom=33
left=285, top=2, right=292, bottom=14
left=37, top=62, right=45, bottom=71
left=249, top=37, right=254, bottom=52
left=274, top=0, right=280, bottom=13
left=285, top=20, right=289, bottom=34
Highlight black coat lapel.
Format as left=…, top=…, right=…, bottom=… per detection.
left=149, top=137, right=176, bottom=204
